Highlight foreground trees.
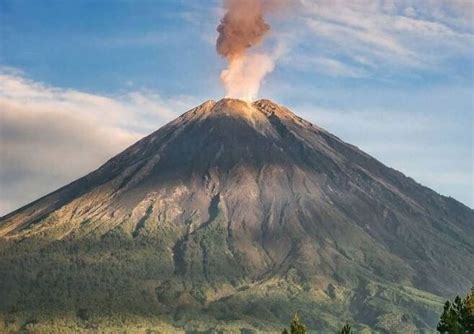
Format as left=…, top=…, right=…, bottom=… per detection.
left=281, top=314, right=307, bottom=334
left=280, top=288, right=474, bottom=334
left=339, top=323, right=352, bottom=334
left=281, top=314, right=351, bottom=333
left=281, top=287, right=474, bottom=333
left=437, top=287, right=474, bottom=333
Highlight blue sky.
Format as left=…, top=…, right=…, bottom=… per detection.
left=0, top=0, right=473, bottom=214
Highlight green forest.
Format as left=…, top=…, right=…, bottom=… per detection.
left=281, top=288, right=474, bottom=333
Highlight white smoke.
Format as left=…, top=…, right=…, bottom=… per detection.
left=216, top=0, right=279, bottom=101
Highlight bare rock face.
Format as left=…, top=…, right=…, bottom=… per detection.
left=0, top=98, right=472, bottom=332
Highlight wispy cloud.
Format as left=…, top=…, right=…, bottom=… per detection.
left=0, top=69, right=201, bottom=215
left=283, top=54, right=368, bottom=78
left=281, top=0, right=474, bottom=77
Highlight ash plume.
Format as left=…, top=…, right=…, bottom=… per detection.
left=216, top=0, right=276, bottom=100
left=217, top=0, right=270, bottom=60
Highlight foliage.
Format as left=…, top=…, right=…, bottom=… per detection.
left=462, top=287, right=474, bottom=333
left=282, top=315, right=353, bottom=334
left=76, top=308, right=89, bottom=321
left=0, top=230, right=451, bottom=333
left=282, top=314, right=307, bottom=334
left=290, top=314, right=308, bottom=334
left=437, top=287, right=474, bottom=333
left=340, top=322, right=352, bottom=334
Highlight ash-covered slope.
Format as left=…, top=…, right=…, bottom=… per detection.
left=0, top=99, right=472, bottom=332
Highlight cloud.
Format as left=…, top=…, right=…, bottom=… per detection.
left=283, top=0, right=474, bottom=77
left=0, top=69, right=200, bottom=215
left=283, top=55, right=367, bottom=78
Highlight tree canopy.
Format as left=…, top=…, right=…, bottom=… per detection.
left=437, top=287, right=474, bottom=333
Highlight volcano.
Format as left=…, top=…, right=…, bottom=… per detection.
left=0, top=99, right=472, bottom=332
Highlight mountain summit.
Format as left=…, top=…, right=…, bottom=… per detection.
left=0, top=99, right=472, bottom=332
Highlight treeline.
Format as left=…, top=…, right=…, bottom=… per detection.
left=281, top=288, right=474, bottom=333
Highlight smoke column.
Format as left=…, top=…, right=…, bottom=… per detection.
left=216, top=0, right=275, bottom=101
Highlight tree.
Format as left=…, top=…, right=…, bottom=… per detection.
left=460, top=287, right=474, bottom=332
left=467, top=287, right=474, bottom=313
left=437, top=299, right=463, bottom=334
left=282, top=313, right=308, bottom=334
left=290, top=314, right=308, bottom=334
left=437, top=288, right=474, bottom=333
left=340, top=323, right=352, bottom=334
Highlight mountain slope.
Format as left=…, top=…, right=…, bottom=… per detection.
left=0, top=98, right=472, bottom=333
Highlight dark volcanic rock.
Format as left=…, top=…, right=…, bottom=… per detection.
left=0, top=98, right=472, bottom=332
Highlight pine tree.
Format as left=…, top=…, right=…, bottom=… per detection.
left=437, top=300, right=452, bottom=333
left=290, top=313, right=308, bottom=334
left=282, top=313, right=308, bottom=334
left=437, top=300, right=460, bottom=333
left=437, top=293, right=472, bottom=334
left=340, top=323, right=352, bottom=334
